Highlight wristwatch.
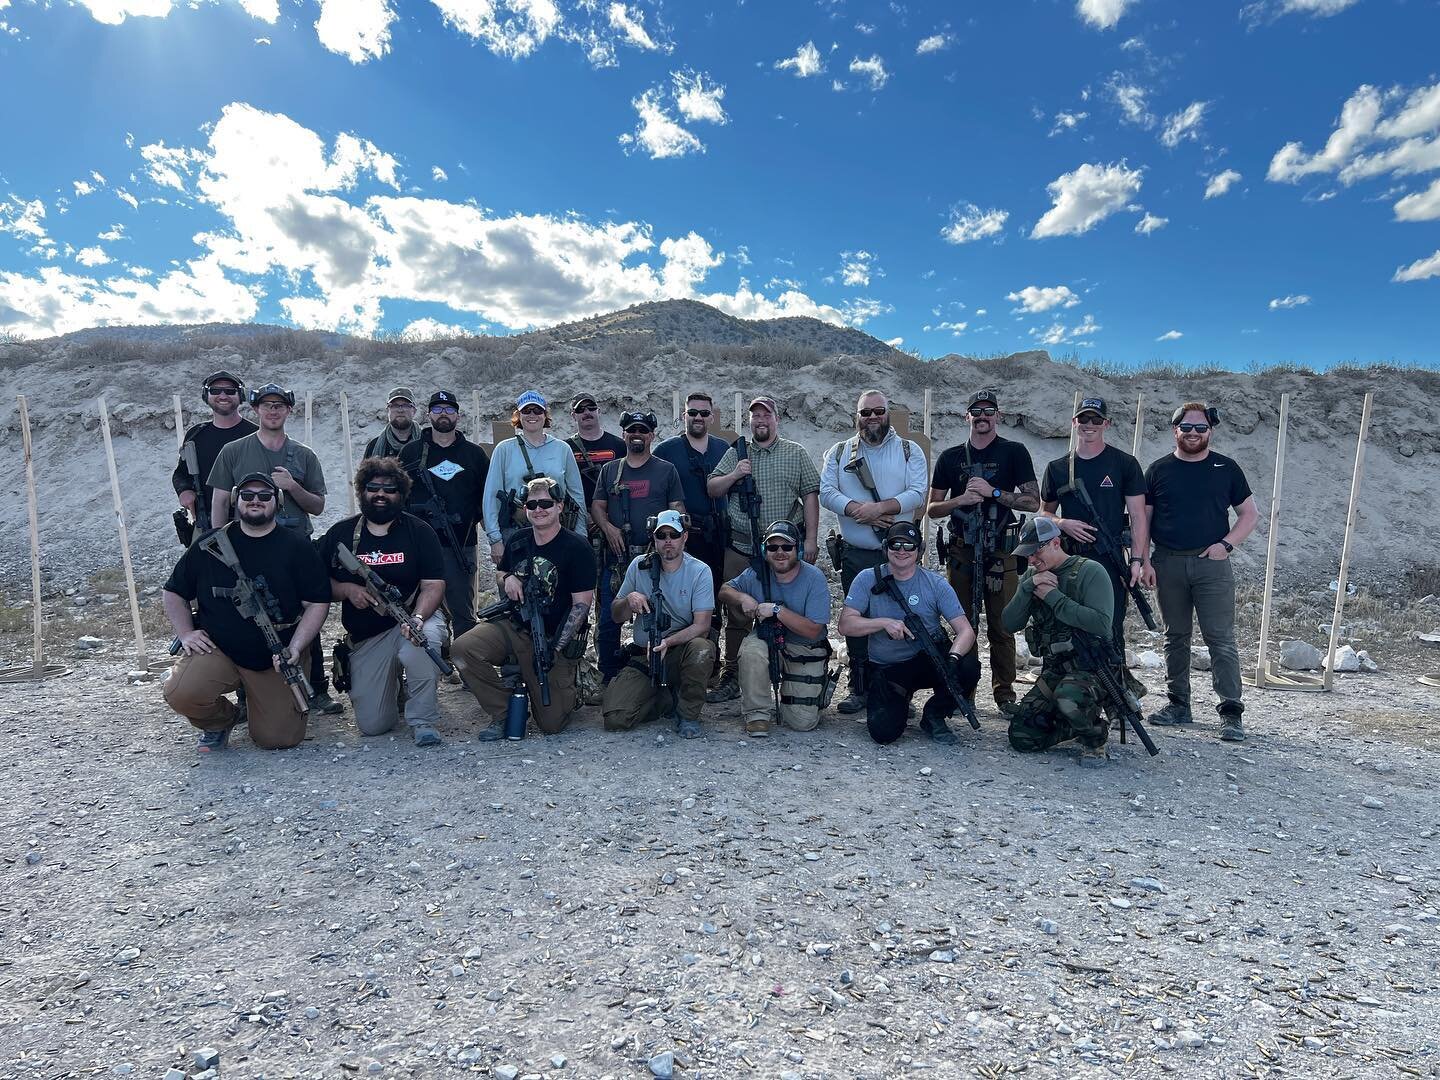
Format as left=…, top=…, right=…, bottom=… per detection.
left=991, top=487, right=1002, bottom=499
left=1220, top=540, right=1234, bottom=553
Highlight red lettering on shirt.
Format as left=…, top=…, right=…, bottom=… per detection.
left=360, top=552, right=406, bottom=566
left=625, top=479, right=652, bottom=499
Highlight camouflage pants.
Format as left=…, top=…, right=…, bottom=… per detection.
left=1007, top=667, right=1107, bottom=753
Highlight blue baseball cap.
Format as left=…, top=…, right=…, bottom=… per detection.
left=516, top=390, right=547, bottom=411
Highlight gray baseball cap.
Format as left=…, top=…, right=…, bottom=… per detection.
left=1012, top=516, right=1063, bottom=556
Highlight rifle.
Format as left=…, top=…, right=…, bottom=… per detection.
left=412, top=457, right=474, bottom=577
left=952, top=504, right=1001, bottom=628
left=173, top=441, right=202, bottom=546
left=733, top=438, right=768, bottom=580
left=1054, top=476, right=1156, bottom=631
left=642, top=554, right=673, bottom=690
left=871, top=568, right=981, bottom=730
left=842, top=440, right=892, bottom=545
left=333, top=543, right=454, bottom=675
left=201, top=526, right=312, bottom=714
left=520, top=568, right=553, bottom=707
left=1052, top=631, right=1159, bottom=756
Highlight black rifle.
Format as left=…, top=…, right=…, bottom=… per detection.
left=952, top=503, right=1001, bottom=628
left=871, top=568, right=981, bottom=730
left=1054, top=476, right=1156, bottom=631
left=333, top=543, right=453, bottom=675
left=413, top=461, right=474, bottom=577
left=1053, top=630, right=1159, bottom=756
left=642, top=554, right=673, bottom=690
left=733, top=437, right=768, bottom=581
left=173, top=441, right=202, bottom=546
left=520, top=569, right=553, bottom=708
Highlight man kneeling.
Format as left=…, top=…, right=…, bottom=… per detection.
left=319, top=457, right=449, bottom=747
left=838, top=522, right=980, bottom=745
left=717, top=520, right=834, bottom=737
left=162, top=472, right=330, bottom=751
left=1000, top=517, right=1116, bottom=767
left=602, top=511, right=715, bottom=738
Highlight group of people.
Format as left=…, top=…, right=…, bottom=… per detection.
left=161, top=372, right=1259, bottom=766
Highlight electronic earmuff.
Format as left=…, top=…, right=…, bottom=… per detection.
left=1170, top=405, right=1220, bottom=426
left=231, top=484, right=284, bottom=511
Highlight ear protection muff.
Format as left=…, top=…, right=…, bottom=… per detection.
left=231, top=485, right=284, bottom=510
left=1171, top=405, right=1220, bottom=426
left=202, top=371, right=246, bottom=405
left=646, top=513, right=692, bottom=533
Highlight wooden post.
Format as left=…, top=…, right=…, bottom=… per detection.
left=340, top=391, right=356, bottom=514
left=98, top=397, right=149, bottom=671
left=304, top=391, right=313, bottom=448
left=1132, top=393, right=1144, bottom=460
left=734, top=391, right=744, bottom=433
left=1322, top=392, right=1372, bottom=690
left=1067, top=391, right=1081, bottom=454
left=922, top=388, right=932, bottom=439
left=172, top=394, right=186, bottom=451
left=472, top=389, right=482, bottom=435
left=472, top=388, right=484, bottom=612
left=1254, top=393, right=1289, bottom=682
left=19, top=396, right=44, bottom=673
left=672, top=390, right=681, bottom=429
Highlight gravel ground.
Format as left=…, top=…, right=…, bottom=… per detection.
left=3, top=642, right=1438, bottom=1080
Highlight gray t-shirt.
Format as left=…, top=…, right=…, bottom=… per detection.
left=726, top=562, right=831, bottom=645
left=208, top=433, right=327, bottom=537
left=618, top=551, right=715, bottom=646
left=844, top=566, right=963, bottom=665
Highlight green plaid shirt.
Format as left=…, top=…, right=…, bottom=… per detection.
left=711, top=437, right=821, bottom=554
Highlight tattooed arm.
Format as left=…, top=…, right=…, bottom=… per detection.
left=552, top=594, right=594, bottom=653
left=996, top=480, right=1040, bottom=514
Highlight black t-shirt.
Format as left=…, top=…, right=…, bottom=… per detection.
left=500, top=526, right=598, bottom=637
left=172, top=419, right=258, bottom=510
left=568, top=433, right=627, bottom=507
left=318, top=513, right=445, bottom=644
left=594, top=456, right=684, bottom=541
left=164, top=524, right=329, bottom=671
left=399, top=430, right=491, bottom=547
left=1041, top=445, right=1146, bottom=550
left=1145, top=452, right=1253, bottom=551
left=653, top=433, right=730, bottom=520
left=931, top=435, right=1037, bottom=531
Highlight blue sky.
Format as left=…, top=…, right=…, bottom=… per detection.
left=0, top=0, right=1437, bottom=367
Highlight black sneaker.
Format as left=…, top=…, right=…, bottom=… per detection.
left=836, top=690, right=866, bottom=715
left=705, top=674, right=740, bottom=703
left=196, top=726, right=232, bottom=752
left=919, top=711, right=958, bottom=746
left=412, top=724, right=443, bottom=748
left=1148, top=701, right=1194, bottom=726
left=476, top=719, right=505, bottom=742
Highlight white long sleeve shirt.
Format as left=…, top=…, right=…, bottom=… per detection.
left=819, top=428, right=929, bottom=551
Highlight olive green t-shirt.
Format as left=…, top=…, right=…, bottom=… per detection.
left=208, top=433, right=327, bottom=537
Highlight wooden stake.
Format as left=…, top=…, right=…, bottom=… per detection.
left=472, top=389, right=482, bottom=435
left=672, top=389, right=681, bottom=429
left=1132, top=393, right=1144, bottom=460
left=340, top=391, right=356, bottom=514
left=1068, top=391, right=1082, bottom=454
left=304, top=391, right=313, bottom=448
left=471, top=388, right=484, bottom=614
left=1322, top=392, right=1372, bottom=691
left=98, top=396, right=149, bottom=670
left=734, top=391, right=744, bottom=433
left=173, top=394, right=186, bottom=452
left=19, top=396, right=44, bottom=672
left=923, top=388, right=933, bottom=438
left=1254, top=393, right=1289, bottom=683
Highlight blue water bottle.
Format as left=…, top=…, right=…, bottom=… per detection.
left=503, top=685, right=528, bottom=741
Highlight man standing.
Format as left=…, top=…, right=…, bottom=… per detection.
left=454, top=477, right=596, bottom=739
left=706, top=397, right=821, bottom=702
left=400, top=390, right=490, bottom=637
left=1000, top=517, right=1117, bottom=767
left=717, top=521, right=833, bottom=738
left=162, top=472, right=330, bottom=751
left=319, top=458, right=448, bottom=747
left=928, top=389, right=1039, bottom=715
left=207, top=381, right=337, bottom=713
left=172, top=370, right=256, bottom=544
left=591, top=410, right=685, bottom=682
left=1145, top=403, right=1259, bottom=742
left=482, top=391, right=586, bottom=563
left=653, top=392, right=731, bottom=609
left=601, top=511, right=715, bottom=738
left=838, top=523, right=980, bottom=746
left=820, top=390, right=929, bottom=716
left=364, top=387, right=420, bottom=459
left=566, top=393, right=627, bottom=509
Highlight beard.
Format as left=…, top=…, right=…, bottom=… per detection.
left=392, top=414, right=413, bottom=432
left=860, top=419, right=891, bottom=445
left=687, top=419, right=708, bottom=437
left=751, top=421, right=773, bottom=442
left=364, top=497, right=401, bottom=524
left=1178, top=432, right=1210, bottom=453
left=432, top=415, right=456, bottom=433
left=627, top=436, right=648, bottom=454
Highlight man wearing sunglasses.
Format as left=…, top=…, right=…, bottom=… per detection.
left=838, top=522, right=980, bottom=746
left=482, top=391, right=587, bottom=566
left=172, top=370, right=256, bottom=544
left=821, top=389, right=929, bottom=717
left=1143, top=402, right=1258, bottom=741
left=928, top=388, right=1039, bottom=716
left=399, top=391, right=490, bottom=638
left=162, top=472, right=330, bottom=752
left=566, top=393, right=626, bottom=508
left=455, top=476, right=596, bottom=739
left=364, top=387, right=419, bottom=459
left=591, top=410, right=685, bottom=683
left=717, top=521, right=834, bottom=737
left=319, top=458, right=449, bottom=747
left=602, top=511, right=715, bottom=738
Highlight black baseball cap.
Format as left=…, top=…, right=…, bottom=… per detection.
left=1074, top=397, right=1108, bottom=419
left=968, top=388, right=999, bottom=409
left=570, top=393, right=597, bottom=411
left=763, top=520, right=800, bottom=545
left=429, top=390, right=459, bottom=409
left=884, top=521, right=922, bottom=548
left=235, top=471, right=279, bottom=493
left=619, top=410, right=657, bottom=432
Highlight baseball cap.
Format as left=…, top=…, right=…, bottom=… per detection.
left=748, top=396, right=779, bottom=416
left=1074, top=397, right=1108, bottom=419
left=620, top=410, right=657, bottom=432
left=968, top=388, right=999, bottom=409
left=884, top=521, right=922, bottom=548
left=763, top=520, right=800, bottom=545
left=429, top=390, right=459, bottom=409
left=235, top=471, right=279, bottom=494
left=1013, top=516, right=1063, bottom=556
left=570, top=393, right=597, bottom=411
left=516, top=390, right=547, bottom=411
left=652, top=509, right=687, bottom=535
left=387, top=386, right=415, bottom=405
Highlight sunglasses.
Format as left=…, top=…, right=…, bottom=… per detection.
left=237, top=490, right=275, bottom=503
left=968, top=406, right=998, bottom=417
left=858, top=407, right=887, bottom=418
left=364, top=482, right=400, bottom=494
left=430, top=406, right=458, bottom=415
left=257, top=401, right=289, bottom=411
left=572, top=404, right=597, bottom=414
left=524, top=498, right=556, bottom=510
left=655, top=529, right=682, bottom=540
left=765, top=542, right=795, bottom=553
left=1076, top=413, right=1105, bottom=425
left=686, top=408, right=711, bottom=418
left=389, top=402, right=415, bottom=410
left=624, top=426, right=651, bottom=435
left=1177, top=423, right=1210, bottom=433
left=208, top=387, right=240, bottom=396
left=887, top=539, right=918, bottom=552
left=519, top=406, right=545, bottom=416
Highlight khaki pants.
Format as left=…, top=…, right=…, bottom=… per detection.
left=347, top=613, right=447, bottom=736
left=718, top=548, right=756, bottom=675
left=601, top=638, right=714, bottom=730
left=452, top=620, right=579, bottom=734
left=738, top=633, right=828, bottom=731
left=163, top=648, right=309, bottom=749
left=947, top=543, right=1019, bottom=706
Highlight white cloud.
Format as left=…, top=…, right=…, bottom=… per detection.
left=1160, top=101, right=1208, bottom=148
left=140, top=140, right=206, bottom=190
left=1050, top=110, right=1087, bottom=136
left=1031, top=161, right=1144, bottom=238
left=74, top=245, right=112, bottom=266
left=73, top=179, right=96, bottom=197
left=775, top=40, right=824, bottom=77
left=607, top=2, right=658, bottom=50
left=116, top=190, right=139, bottom=210
left=98, top=224, right=125, bottom=241
left=1107, top=76, right=1154, bottom=128
left=1267, top=85, right=1383, bottom=182
left=1032, top=313, right=1101, bottom=345
left=315, top=0, right=395, bottom=63
left=620, top=72, right=725, bottom=159
left=1393, top=250, right=1440, bottom=282
left=837, top=297, right=892, bottom=325
left=1394, top=177, right=1440, bottom=221
left=431, top=0, right=562, bottom=59
left=855, top=22, right=875, bottom=34
left=1135, top=212, right=1168, bottom=234
left=929, top=320, right=968, bottom=336
left=673, top=70, right=727, bottom=125
left=838, top=250, right=877, bottom=287
left=0, top=196, right=48, bottom=242
left=916, top=33, right=951, bottom=54
left=1006, top=284, right=1080, bottom=313
left=240, top=0, right=279, bottom=20
left=941, top=203, right=1008, bottom=244
left=1268, top=294, right=1311, bottom=309
left=431, top=165, right=449, bottom=183
left=1077, top=0, right=1137, bottom=29
left=1204, top=169, right=1242, bottom=198
left=1282, top=0, right=1359, bottom=13
left=1156, top=329, right=1183, bottom=341
left=400, top=317, right=476, bottom=340
left=849, top=55, right=889, bottom=91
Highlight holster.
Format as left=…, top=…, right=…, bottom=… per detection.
left=331, top=636, right=353, bottom=693
left=825, top=529, right=844, bottom=571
